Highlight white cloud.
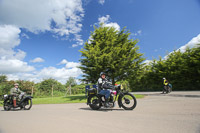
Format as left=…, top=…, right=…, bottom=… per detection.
left=0, top=25, right=23, bottom=60
left=98, top=0, right=105, bottom=5
left=65, top=62, right=80, bottom=68
left=21, top=33, right=30, bottom=39
left=178, top=34, right=200, bottom=53
left=98, top=15, right=120, bottom=31
left=0, top=1, right=84, bottom=82
left=164, top=34, right=200, bottom=60
left=30, top=57, right=45, bottom=63
left=6, top=62, right=83, bottom=84
left=0, top=25, right=35, bottom=74
left=98, top=15, right=110, bottom=23
left=143, top=60, right=152, bottom=65
left=132, top=30, right=142, bottom=36
left=0, top=0, right=84, bottom=47
left=58, top=59, right=81, bottom=68
left=58, top=59, right=68, bottom=65
left=0, top=59, right=35, bottom=74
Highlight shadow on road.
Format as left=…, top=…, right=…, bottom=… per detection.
left=79, top=107, right=125, bottom=112
left=1, top=108, right=27, bottom=112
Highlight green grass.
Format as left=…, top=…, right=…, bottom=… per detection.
left=33, top=94, right=144, bottom=105
left=0, top=94, right=144, bottom=105
left=33, top=95, right=86, bottom=104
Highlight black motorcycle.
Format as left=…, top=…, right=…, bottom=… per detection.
left=3, top=93, right=33, bottom=111
left=163, top=84, right=172, bottom=94
left=87, top=85, right=137, bottom=110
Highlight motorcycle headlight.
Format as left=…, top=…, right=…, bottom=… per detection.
left=4, top=94, right=8, bottom=98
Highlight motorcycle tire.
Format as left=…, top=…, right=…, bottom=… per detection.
left=23, top=99, right=32, bottom=110
left=3, top=99, right=11, bottom=111
left=120, top=93, right=137, bottom=110
left=88, top=95, right=101, bottom=110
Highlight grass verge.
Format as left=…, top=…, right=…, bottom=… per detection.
left=0, top=94, right=144, bottom=105
left=33, top=94, right=144, bottom=105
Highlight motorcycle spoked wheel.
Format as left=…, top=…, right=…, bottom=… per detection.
left=120, top=93, right=137, bottom=110
left=88, top=95, right=101, bottom=110
left=3, top=99, right=11, bottom=111
left=23, top=99, right=32, bottom=110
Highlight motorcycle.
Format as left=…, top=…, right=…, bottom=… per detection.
left=3, top=93, right=33, bottom=111
left=86, top=84, right=137, bottom=110
left=163, top=84, right=172, bottom=94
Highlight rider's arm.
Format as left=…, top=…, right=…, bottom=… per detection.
left=10, top=88, right=15, bottom=95
left=18, top=88, right=23, bottom=94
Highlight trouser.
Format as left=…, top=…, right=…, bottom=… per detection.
left=99, top=89, right=111, bottom=99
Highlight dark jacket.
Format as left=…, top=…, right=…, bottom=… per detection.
left=98, top=77, right=113, bottom=90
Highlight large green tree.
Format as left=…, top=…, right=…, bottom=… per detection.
left=79, top=24, right=145, bottom=84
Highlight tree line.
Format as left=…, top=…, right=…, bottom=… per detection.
left=129, top=45, right=200, bottom=91
left=79, top=24, right=200, bottom=91
left=1, top=24, right=199, bottom=96
left=0, top=76, right=86, bottom=97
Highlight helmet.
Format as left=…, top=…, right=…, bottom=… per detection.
left=14, top=83, right=19, bottom=86
left=100, top=72, right=106, bottom=76
left=163, top=77, right=166, bottom=80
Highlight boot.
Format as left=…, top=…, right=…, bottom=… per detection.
left=104, top=98, right=109, bottom=108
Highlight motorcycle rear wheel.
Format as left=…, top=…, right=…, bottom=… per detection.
left=3, top=99, right=11, bottom=111
left=88, top=95, right=101, bottom=110
left=120, top=93, right=137, bottom=110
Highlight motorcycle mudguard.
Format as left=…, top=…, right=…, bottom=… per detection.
left=20, top=96, right=32, bottom=104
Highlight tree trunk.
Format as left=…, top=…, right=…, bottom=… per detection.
left=51, top=85, right=54, bottom=97
left=112, top=77, right=115, bottom=85
left=31, top=86, right=34, bottom=96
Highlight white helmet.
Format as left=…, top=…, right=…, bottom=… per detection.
left=14, top=83, right=19, bottom=86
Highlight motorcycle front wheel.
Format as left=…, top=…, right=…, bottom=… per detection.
left=88, top=95, right=101, bottom=110
left=23, top=99, right=32, bottom=110
left=120, top=93, right=137, bottom=110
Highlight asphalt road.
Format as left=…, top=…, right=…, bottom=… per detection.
left=0, top=91, right=200, bottom=133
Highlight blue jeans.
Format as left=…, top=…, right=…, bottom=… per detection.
left=99, top=89, right=110, bottom=99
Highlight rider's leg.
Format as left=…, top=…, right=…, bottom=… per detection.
left=99, top=90, right=110, bottom=107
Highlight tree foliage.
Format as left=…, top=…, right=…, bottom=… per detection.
left=79, top=24, right=145, bottom=84
left=38, top=78, right=65, bottom=94
left=130, top=45, right=200, bottom=91
left=65, top=77, right=77, bottom=88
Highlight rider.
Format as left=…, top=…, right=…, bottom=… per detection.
left=98, top=72, right=113, bottom=107
left=10, top=83, right=24, bottom=100
left=162, top=77, right=169, bottom=93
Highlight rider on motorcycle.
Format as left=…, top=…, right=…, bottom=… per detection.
left=98, top=72, right=113, bottom=107
left=10, top=83, right=24, bottom=100
left=162, top=77, right=169, bottom=93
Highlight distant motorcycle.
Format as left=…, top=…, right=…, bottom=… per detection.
left=3, top=93, right=33, bottom=111
left=163, top=84, right=172, bottom=94
left=87, top=84, right=137, bottom=110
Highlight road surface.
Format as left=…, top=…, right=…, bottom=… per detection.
left=0, top=91, right=200, bottom=133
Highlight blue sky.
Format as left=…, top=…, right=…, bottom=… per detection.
left=0, top=0, right=200, bottom=83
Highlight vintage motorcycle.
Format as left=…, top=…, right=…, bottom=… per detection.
left=86, top=84, right=137, bottom=110
left=163, top=84, right=172, bottom=94
left=3, top=93, right=33, bottom=111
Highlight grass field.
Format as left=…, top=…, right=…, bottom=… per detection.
left=0, top=94, right=144, bottom=105
left=33, top=94, right=144, bottom=104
